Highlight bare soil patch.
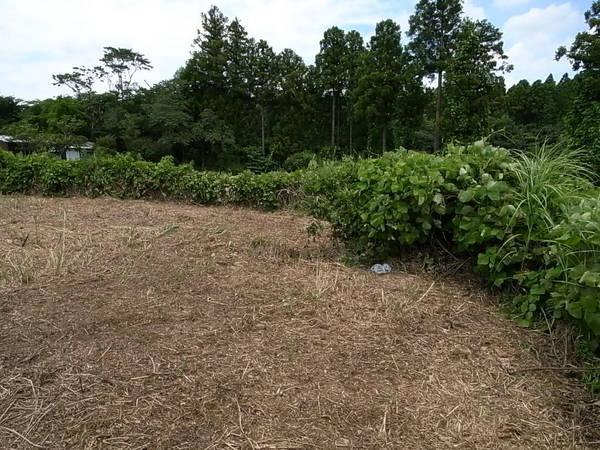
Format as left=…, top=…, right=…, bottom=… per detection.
left=1, top=196, right=599, bottom=449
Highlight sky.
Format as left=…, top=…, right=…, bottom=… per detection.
left=0, top=0, right=592, bottom=100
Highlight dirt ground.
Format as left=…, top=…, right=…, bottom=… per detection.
left=1, top=196, right=599, bottom=449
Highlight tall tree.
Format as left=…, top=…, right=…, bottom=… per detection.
left=444, top=19, right=511, bottom=141
left=52, top=66, right=96, bottom=96
left=556, top=0, right=600, bottom=165
left=183, top=5, right=229, bottom=105
left=556, top=0, right=600, bottom=73
left=250, top=40, right=278, bottom=152
left=226, top=18, right=251, bottom=95
left=145, top=80, right=198, bottom=161
left=272, top=49, right=320, bottom=156
left=316, top=26, right=347, bottom=147
left=343, top=30, right=366, bottom=151
left=0, top=96, right=21, bottom=127
left=354, top=20, right=405, bottom=152
left=96, top=47, right=153, bottom=102
left=180, top=5, right=234, bottom=164
left=408, top=0, right=463, bottom=152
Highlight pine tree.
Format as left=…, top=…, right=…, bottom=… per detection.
left=444, top=19, right=511, bottom=141
left=316, top=27, right=347, bottom=148
left=354, top=20, right=405, bottom=152
left=184, top=6, right=229, bottom=97
left=226, top=18, right=251, bottom=95
left=408, top=0, right=463, bottom=152
left=343, top=30, right=366, bottom=151
left=556, top=0, right=600, bottom=168
left=250, top=40, right=277, bottom=153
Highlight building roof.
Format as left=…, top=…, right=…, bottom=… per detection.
left=0, top=134, right=25, bottom=143
left=0, top=134, right=94, bottom=151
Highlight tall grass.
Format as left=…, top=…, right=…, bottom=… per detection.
left=509, top=145, right=594, bottom=231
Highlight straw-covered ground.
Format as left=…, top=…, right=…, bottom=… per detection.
left=1, top=196, right=599, bottom=449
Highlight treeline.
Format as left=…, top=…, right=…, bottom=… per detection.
left=0, top=0, right=598, bottom=171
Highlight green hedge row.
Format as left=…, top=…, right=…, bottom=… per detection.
left=1, top=146, right=599, bottom=349
left=0, top=151, right=308, bottom=209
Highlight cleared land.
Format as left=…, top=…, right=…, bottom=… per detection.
left=1, top=196, right=599, bottom=449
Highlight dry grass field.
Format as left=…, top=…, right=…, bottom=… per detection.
left=1, top=196, right=599, bottom=449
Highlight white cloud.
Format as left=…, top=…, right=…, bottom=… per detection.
left=494, top=0, right=529, bottom=8
left=0, top=0, right=407, bottom=100
left=502, top=3, right=584, bottom=85
left=463, top=0, right=486, bottom=20
left=0, top=0, right=584, bottom=98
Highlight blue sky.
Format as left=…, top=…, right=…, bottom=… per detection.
left=0, top=0, right=591, bottom=100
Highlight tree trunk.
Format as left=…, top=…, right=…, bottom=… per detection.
left=349, top=111, right=353, bottom=152
left=331, top=92, right=336, bottom=147
left=261, top=106, right=265, bottom=153
left=435, top=69, right=443, bottom=153
left=337, top=100, right=341, bottom=148
left=382, top=122, right=387, bottom=153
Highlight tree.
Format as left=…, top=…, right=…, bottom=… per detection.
left=0, top=96, right=21, bottom=127
left=343, top=30, right=366, bottom=151
left=316, top=26, right=347, bottom=147
left=272, top=49, right=320, bottom=157
left=96, top=47, right=153, bottom=102
left=354, top=20, right=405, bottom=152
left=556, top=0, right=600, bottom=166
left=3, top=97, right=87, bottom=151
left=250, top=40, right=278, bottom=152
left=556, top=1, right=600, bottom=72
left=52, top=66, right=96, bottom=96
left=226, top=18, right=251, bottom=95
left=145, top=81, right=197, bottom=160
left=444, top=19, right=511, bottom=141
left=408, top=0, right=463, bottom=152
left=188, top=6, right=229, bottom=93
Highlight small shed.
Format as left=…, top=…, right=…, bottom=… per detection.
left=55, top=142, right=95, bottom=160
left=0, top=135, right=27, bottom=153
left=0, top=135, right=95, bottom=159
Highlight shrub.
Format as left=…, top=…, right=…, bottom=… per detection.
left=283, top=151, right=317, bottom=171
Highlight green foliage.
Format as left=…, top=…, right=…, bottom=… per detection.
left=242, top=146, right=278, bottom=174
left=0, top=96, right=22, bottom=126
left=556, top=2, right=600, bottom=171
left=354, top=19, right=406, bottom=152
left=283, top=151, right=317, bottom=171
left=408, top=0, right=464, bottom=151
left=444, top=19, right=512, bottom=141
left=0, top=150, right=300, bottom=210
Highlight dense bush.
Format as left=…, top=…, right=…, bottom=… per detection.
left=0, top=151, right=302, bottom=210
left=1, top=145, right=599, bottom=349
left=283, top=151, right=317, bottom=171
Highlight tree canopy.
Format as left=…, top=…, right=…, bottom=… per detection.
left=1, top=2, right=598, bottom=172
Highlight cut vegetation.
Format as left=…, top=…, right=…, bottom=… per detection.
left=1, top=196, right=599, bottom=448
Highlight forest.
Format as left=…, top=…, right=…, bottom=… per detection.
left=0, top=0, right=598, bottom=172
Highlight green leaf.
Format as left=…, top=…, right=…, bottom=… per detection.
left=585, top=313, right=600, bottom=335
left=458, top=190, right=474, bottom=203
left=566, top=301, right=584, bottom=319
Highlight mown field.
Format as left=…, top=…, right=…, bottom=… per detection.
left=1, top=196, right=600, bottom=449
